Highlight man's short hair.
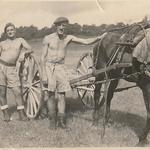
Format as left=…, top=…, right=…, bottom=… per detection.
left=4, top=23, right=16, bottom=33
left=53, top=17, right=69, bottom=25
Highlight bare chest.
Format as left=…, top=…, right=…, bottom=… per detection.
left=2, top=39, right=22, bottom=52
left=49, top=37, right=69, bottom=51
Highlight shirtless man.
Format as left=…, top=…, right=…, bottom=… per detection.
left=41, top=17, right=107, bottom=129
left=0, top=23, right=32, bottom=121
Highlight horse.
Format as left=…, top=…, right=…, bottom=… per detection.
left=93, top=25, right=150, bottom=145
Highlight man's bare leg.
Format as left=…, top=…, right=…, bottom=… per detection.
left=57, top=92, right=66, bottom=129
left=12, top=86, right=28, bottom=121
left=0, top=86, right=10, bottom=122
left=47, top=91, right=57, bottom=129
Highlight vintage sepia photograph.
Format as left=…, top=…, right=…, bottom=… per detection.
left=1, top=0, right=150, bottom=148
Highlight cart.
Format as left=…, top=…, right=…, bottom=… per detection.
left=20, top=52, right=132, bottom=119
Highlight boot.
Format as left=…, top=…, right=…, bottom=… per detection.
left=48, top=113, right=57, bottom=130
left=39, top=107, right=48, bottom=119
left=38, top=100, right=48, bottom=119
left=1, top=105, right=10, bottom=122
left=2, top=109, right=10, bottom=122
left=57, top=113, right=66, bottom=129
left=17, top=107, right=28, bottom=121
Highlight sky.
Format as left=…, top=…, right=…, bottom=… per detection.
left=0, top=0, right=150, bottom=35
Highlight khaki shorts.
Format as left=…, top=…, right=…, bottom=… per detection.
left=45, top=63, right=71, bottom=92
left=0, top=64, right=20, bottom=88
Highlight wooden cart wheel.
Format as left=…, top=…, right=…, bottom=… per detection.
left=76, top=52, right=95, bottom=108
left=20, top=55, right=43, bottom=119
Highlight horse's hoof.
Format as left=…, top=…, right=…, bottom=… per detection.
left=136, top=139, right=149, bottom=147
left=92, top=120, right=98, bottom=126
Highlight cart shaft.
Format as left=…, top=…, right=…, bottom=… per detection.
left=70, top=63, right=132, bottom=85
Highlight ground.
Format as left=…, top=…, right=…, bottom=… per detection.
left=0, top=39, right=150, bottom=147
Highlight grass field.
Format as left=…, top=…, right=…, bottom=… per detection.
left=0, top=39, right=150, bottom=147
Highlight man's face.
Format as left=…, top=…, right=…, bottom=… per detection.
left=6, top=26, right=16, bottom=38
left=56, top=23, right=67, bottom=35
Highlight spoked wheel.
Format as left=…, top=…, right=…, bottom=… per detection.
left=20, top=55, right=43, bottom=119
left=76, top=52, right=95, bottom=108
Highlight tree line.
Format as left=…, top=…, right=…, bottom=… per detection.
left=0, top=16, right=148, bottom=41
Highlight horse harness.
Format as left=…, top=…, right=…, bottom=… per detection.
left=108, top=24, right=150, bottom=78
left=95, top=23, right=150, bottom=83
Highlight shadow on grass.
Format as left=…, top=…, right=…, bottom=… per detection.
left=66, top=96, right=93, bottom=121
left=109, top=109, right=145, bottom=137
left=36, top=94, right=93, bottom=120
left=66, top=97, right=85, bottom=113
left=65, top=96, right=146, bottom=137
left=66, top=98, right=146, bottom=138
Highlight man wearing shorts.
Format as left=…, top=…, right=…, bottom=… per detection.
left=0, top=23, right=32, bottom=121
left=41, top=17, right=107, bottom=129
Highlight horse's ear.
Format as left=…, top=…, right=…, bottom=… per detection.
left=142, top=16, right=148, bottom=24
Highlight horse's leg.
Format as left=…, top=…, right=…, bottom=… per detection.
left=105, top=80, right=119, bottom=123
left=138, top=82, right=150, bottom=145
left=93, top=78, right=119, bottom=125
left=93, top=82, right=102, bottom=125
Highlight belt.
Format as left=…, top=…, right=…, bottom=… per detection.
left=0, top=59, right=16, bottom=67
left=46, top=61, right=64, bottom=66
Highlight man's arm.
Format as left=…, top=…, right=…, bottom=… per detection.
left=71, top=32, right=107, bottom=45
left=41, top=41, right=48, bottom=83
left=21, top=38, right=33, bottom=57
